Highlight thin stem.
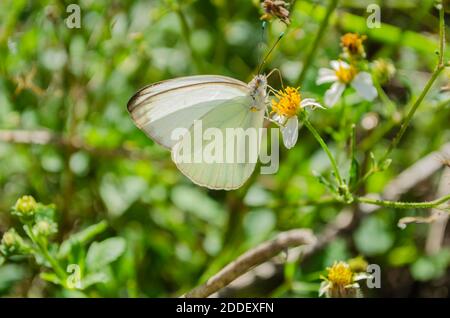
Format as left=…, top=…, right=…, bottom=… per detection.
left=25, top=225, right=67, bottom=283
left=296, top=0, right=339, bottom=85
left=373, top=78, right=396, bottom=116
left=380, top=67, right=444, bottom=163
left=302, top=114, right=344, bottom=186
left=438, top=2, right=445, bottom=67
left=268, top=195, right=339, bottom=209
left=339, top=94, right=347, bottom=135
left=356, top=193, right=450, bottom=210
left=175, top=3, right=203, bottom=72
left=379, top=4, right=446, bottom=163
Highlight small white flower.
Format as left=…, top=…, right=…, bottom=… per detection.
left=270, top=87, right=324, bottom=149
left=316, top=60, right=377, bottom=107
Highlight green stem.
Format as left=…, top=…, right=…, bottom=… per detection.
left=380, top=66, right=444, bottom=163
left=356, top=193, right=450, bottom=210
left=339, top=94, right=347, bottom=134
left=438, top=2, right=445, bottom=67
left=302, top=114, right=344, bottom=186
left=25, top=225, right=67, bottom=283
left=175, top=3, right=203, bottom=72
left=296, top=0, right=339, bottom=85
left=268, top=196, right=338, bottom=209
left=379, top=4, right=446, bottom=163
left=373, top=78, right=396, bottom=116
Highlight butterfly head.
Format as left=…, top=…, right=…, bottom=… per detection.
left=248, top=75, right=268, bottom=110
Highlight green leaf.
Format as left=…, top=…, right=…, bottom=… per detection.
left=410, top=249, right=450, bottom=281
left=34, top=203, right=56, bottom=222
left=171, top=185, right=226, bottom=226
left=388, top=245, right=418, bottom=266
left=354, top=216, right=394, bottom=256
left=0, top=264, right=26, bottom=292
left=58, top=221, right=108, bottom=259
left=348, top=158, right=359, bottom=189
left=40, top=272, right=61, bottom=285
left=312, top=171, right=337, bottom=194
left=100, top=174, right=147, bottom=217
left=81, top=272, right=109, bottom=289
left=86, top=237, right=126, bottom=272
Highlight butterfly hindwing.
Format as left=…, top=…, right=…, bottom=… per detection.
left=172, top=97, right=265, bottom=190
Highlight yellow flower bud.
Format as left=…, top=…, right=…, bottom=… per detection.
left=14, top=195, right=37, bottom=216
left=371, top=58, right=396, bottom=84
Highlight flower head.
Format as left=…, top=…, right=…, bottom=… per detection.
left=341, top=33, right=366, bottom=59
left=261, top=0, right=291, bottom=25
left=371, top=58, right=396, bottom=85
left=335, top=63, right=357, bottom=84
left=319, top=261, right=366, bottom=298
left=12, top=195, right=37, bottom=220
left=270, top=86, right=323, bottom=149
left=33, top=220, right=57, bottom=237
left=0, top=228, right=30, bottom=256
left=327, top=261, right=354, bottom=286
left=271, top=86, right=301, bottom=119
left=316, top=60, right=377, bottom=107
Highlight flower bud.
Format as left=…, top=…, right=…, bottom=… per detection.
left=261, top=0, right=291, bottom=25
left=33, top=220, right=57, bottom=237
left=0, top=229, right=29, bottom=256
left=13, top=195, right=37, bottom=219
left=371, top=58, right=396, bottom=85
left=348, top=256, right=369, bottom=273
left=340, top=33, right=366, bottom=59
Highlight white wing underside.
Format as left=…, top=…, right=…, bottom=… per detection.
left=127, top=75, right=265, bottom=190
left=127, top=75, right=249, bottom=149
left=172, top=97, right=265, bottom=190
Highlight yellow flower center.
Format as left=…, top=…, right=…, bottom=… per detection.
left=327, top=262, right=354, bottom=287
left=335, top=64, right=357, bottom=84
left=340, top=33, right=366, bottom=57
left=271, top=86, right=301, bottom=118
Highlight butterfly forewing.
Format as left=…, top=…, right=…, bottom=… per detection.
left=127, top=76, right=249, bottom=149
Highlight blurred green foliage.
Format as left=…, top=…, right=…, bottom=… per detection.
left=0, top=0, right=449, bottom=297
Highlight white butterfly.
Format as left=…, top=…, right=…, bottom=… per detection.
left=127, top=74, right=269, bottom=190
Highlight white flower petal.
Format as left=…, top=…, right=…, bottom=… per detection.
left=330, top=60, right=349, bottom=70
left=330, top=60, right=341, bottom=70
left=301, top=98, right=325, bottom=109
left=281, top=117, right=299, bottom=149
left=345, top=282, right=361, bottom=289
left=316, top=68, right=338, bottom=84
left=351, top=72, right=377, bottom=101
left=271, top=113, right=286, bottom=125
left=319, top=281, right=330, bottom=297
left=354, top=273, right=372, bottom=281
left=324, top=82, right=345, bottom=107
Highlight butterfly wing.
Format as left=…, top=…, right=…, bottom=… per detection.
left=127, top=75, right=249, bottom=149
left=172, top=97, right=265, bottom=190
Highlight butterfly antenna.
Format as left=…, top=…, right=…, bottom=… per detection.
left=257, top=32, right=284, bottom=74
left=256, top=22, right=267, bottom=73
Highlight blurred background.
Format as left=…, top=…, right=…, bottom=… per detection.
left=0, top=0, right=449, bottom=297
